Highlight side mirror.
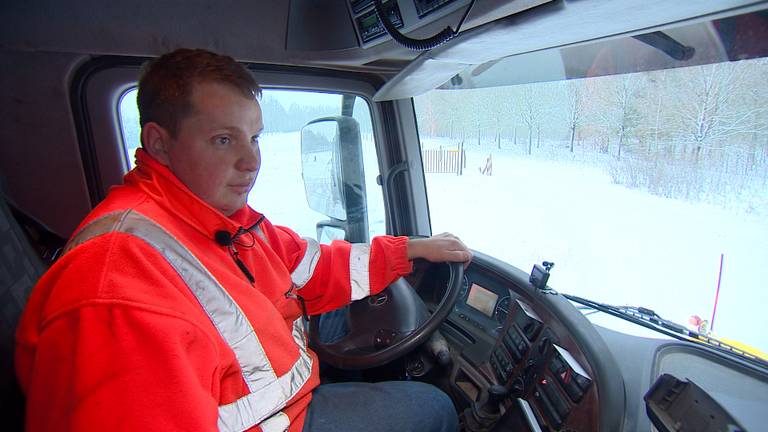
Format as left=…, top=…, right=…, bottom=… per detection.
left=301, top=116, right=368, bottom=242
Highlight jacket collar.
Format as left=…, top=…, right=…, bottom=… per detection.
left=124, top=149, right=263, bottom=240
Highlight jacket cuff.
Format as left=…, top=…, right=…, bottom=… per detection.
left=388, top=235, right=413, bottom=275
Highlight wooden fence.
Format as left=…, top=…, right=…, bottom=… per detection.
left=422, top=146, right=466, bottom=175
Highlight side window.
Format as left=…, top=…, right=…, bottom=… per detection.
left=118, top=88, right=141, bottom=170
left=117, top=87, right=385, bottom=243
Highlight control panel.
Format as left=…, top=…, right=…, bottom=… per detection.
left=441, top=268, right=600, bottom=431
left=346, top=0, right=470, bottom=47
left=487, top=297, right=595, bottom=431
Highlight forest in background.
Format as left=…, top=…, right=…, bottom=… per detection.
left=415, top=59, right=768, bottom=215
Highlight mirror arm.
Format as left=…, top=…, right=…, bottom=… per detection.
left=316, top=219, right=348, bottom=241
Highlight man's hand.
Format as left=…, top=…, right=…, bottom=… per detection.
left=407, top=233, right=472, bottom=266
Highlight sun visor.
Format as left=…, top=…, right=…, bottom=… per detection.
left=373, top=0, right=762, bottom=101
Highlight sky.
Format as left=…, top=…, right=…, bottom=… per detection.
left=262, top=89, right=342, bottom=111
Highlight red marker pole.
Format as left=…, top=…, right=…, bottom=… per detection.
left=710, top=253, right=724, bottom=332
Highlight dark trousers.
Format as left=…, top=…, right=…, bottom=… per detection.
left=309, top=309, right=458, bottom=431
left=303, top=381, right=459, bottom=432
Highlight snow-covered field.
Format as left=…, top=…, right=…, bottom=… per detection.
left=252, top=132, right=768, bottom=354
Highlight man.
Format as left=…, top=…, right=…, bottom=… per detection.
left=15, top=49, right=471, bottom=431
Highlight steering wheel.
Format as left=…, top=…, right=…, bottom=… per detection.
left=308, top=261, right=463, bottom=370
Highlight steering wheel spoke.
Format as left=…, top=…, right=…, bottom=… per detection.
left=309, top=262, right=463, bottom=370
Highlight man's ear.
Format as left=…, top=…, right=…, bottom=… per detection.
left=141, top=122, right=172, bottom=166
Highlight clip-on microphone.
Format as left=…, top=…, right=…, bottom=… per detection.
left=214, top=215, right=265, bottom=283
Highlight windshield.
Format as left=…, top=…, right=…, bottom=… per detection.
left=414, top=11, right=768, bottom=356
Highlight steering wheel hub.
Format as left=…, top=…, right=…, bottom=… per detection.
left=309, top=261, right=463, bottom=369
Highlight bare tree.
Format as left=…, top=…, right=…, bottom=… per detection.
left=565, top=80, right=585, bottom=153
left=597, top=75, right=643, bottom=160
left=644, top=69, right=669, bottom=156
left=520, top=86, right=544, bottom=155
left=498, top=87, right=520, bottom=147
left=672, top=62, right=768, bottom=162
left=491, top=87, right=516, bottom=149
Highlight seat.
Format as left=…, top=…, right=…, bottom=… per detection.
left=0, top=180, right=60, bottom=431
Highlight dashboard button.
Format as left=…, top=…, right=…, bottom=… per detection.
left=541, top=378, right=570, bottom=419
left=538, top=338, right=550, bottom=355
left=574, top=374, right=592, bottom=392
left=517, top=340, right=527, bottom=353
left=563, top=379, right=584, bottom=403
left=534, top=385, right=563, bottom=429
left=503, top=337, right=521, bottom=363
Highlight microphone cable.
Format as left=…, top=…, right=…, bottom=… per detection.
left=214, top=215, right=266, bottom=284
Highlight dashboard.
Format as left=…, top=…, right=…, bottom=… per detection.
left=415, top=253, right=768, bottom=432
left=416, top=253, right=625, bottom=431
left=449, top=276, right=600, bottom=430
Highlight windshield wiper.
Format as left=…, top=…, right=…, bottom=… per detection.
left=563, top=293, right=768, bottom=370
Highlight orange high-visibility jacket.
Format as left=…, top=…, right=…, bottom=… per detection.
left=15, top=150, right=413, bottom=432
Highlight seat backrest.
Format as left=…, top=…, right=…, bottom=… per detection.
left=0, top=187, right=48, bottom=431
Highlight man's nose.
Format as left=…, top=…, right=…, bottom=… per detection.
left=236, top=143, right=260, bottom=172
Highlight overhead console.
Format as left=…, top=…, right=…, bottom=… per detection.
left=347, top=0, right=471, bottom=46
left=285, top=0, right=552, bottom=69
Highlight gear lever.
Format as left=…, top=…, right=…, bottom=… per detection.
left=463, top=384, right=508, bottom=431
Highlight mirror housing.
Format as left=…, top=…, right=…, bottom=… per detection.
left=301, top=116, right=369, bottom=243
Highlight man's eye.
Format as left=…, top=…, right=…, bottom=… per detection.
left=215, top=136, right=231, bottom=146
left=251, top=135, right=260, bottom=145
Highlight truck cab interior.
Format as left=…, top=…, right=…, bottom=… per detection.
left=2, top=1, right=768, bottom=431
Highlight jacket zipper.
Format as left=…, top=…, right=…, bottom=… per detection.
left=228, top=244, right=255, bottom=284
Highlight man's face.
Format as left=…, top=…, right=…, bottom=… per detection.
left=161, top=81, right=263, bottom=216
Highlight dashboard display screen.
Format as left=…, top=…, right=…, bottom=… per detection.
left=466, top=284, right=498, bottom=317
